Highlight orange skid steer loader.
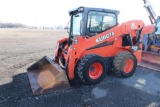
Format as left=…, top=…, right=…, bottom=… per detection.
left=27, top=7, right=148, bottom=95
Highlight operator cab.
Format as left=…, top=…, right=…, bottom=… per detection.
left=153, top=17, right=160, bottom=46
left=68, top=6, right=119, bottom=38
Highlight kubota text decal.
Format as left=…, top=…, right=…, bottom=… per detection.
left=96, top=32, right=115, bottom=43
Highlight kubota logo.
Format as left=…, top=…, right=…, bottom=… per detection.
left=96, top=32, right=115, bottom=43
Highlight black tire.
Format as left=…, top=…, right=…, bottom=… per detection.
left=68, top=62, right=82, bottom=86
left=113, top=52, right=137, bottom=77
left=77, top=54, right=107, bottom=84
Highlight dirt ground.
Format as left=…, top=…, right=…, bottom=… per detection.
left=0, top=28, right=160, bottom=107
left=0, top=28, right=67, bottom=84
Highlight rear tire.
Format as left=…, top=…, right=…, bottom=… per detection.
left=113, top=52, right=137, bottom=77
left=77, top=54, right=107, bottom=84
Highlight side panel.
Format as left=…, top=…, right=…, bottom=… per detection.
left=133, top=50, right=142, bottom=62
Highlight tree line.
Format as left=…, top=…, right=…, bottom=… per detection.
left=0, top=22, right=26, bottom=28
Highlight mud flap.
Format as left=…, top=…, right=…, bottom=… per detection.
left=138, top=52, right=160, bottom=71
left=27, top=56, right=70, bottom=95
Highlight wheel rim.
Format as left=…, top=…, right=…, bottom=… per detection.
left=124, top=59, right=134, bottom=73
left=89, top=62, right=103, bottom=79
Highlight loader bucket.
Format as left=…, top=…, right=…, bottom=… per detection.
left=138, top=52, right=160, bottom=71
left=27, top=56, right=70, bottom=95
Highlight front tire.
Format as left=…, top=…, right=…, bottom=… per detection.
left=113, top=52, right=137, bottom=77
left=77, top=54, right=107, bottom=84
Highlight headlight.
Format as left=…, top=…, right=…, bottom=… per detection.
left=73, top=37, right=78, bottom=44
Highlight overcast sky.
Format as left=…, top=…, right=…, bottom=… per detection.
left=0, top=0, right=159, bottom=26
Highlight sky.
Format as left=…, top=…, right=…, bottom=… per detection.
left=0, top=0, right=159, bottom=27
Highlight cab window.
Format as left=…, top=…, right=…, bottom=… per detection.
left=87, top=11, right=117, bottom=36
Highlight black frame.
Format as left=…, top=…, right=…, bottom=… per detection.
left=68, top=6, right=119, bottom=37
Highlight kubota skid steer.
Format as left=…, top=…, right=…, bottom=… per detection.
left=27, top=7, right=147, bottom=95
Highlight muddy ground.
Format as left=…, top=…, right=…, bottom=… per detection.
left=0, top=28, right=160, bottom=107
